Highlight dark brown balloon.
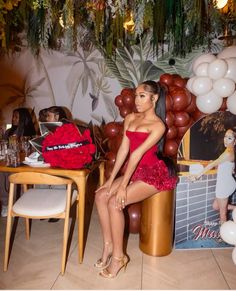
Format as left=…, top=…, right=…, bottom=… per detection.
left=174, top=111, right=190, bottom=127
left=122, top=93, right=135, bottom=109
left=165, top=94, right=173, bottom=111
left=165, top=111, right=175, bottom=127
left=119, top=106, right=132, bottom=118
left=177, top=120, right=193, bottom=139
left=105, top=151, right=116, bottom=163
left=115, top=95, right=123, bottom=107
left=108, top=134, right=123, bottom=153
left=171, top=88, right=191, bottom=111
left=166, top=126, right=178, bottom=139
left=104, top=122, right=121, bottom=138
left=185, top=94, right=197, bottom=113
left=127, top=203, right=141, bottom=233
left=192, top=109, right=206, bottom=122
left=220, top=97, right=227, bottom=111
left=160, top=73, right=174, bottom=86
left=173, top=76, right=187, bottom=88
left=164, top=139, right=178, bottom=157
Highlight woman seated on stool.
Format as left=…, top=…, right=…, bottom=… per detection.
left=0, top=107, right=36, bottom=217
left=95, top=80, right=177, bottom=278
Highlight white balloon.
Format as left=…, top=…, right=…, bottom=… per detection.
left=213, top=78, right=235, bottom=97
left=194, top=62, right=209, bottom=77
left=186, top=77, right=197, bottom=93
left=232, top=209, right=236, bottom=223
left=192, top=77, right=212, bottom=95
left=224, top=58, right=236, bottom=82
left=232, top=247, right=236, bottom=265
left=208, top=59, right=228, bottom=80
left=227, top=91, right=236, bottom=114
left=196, top=90, right=223, bottom=114
left=192, top=53, right=216, bottom=73
left=220, top=221, right=236, bottom=245
left=218, top=46, right=236, bottom=59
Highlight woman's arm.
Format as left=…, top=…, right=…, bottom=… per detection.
left=96, top=113, right=133, bottom=192
left=192, top=150, right=232, bottom=181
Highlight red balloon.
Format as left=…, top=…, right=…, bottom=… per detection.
left=164, top=139, right=179, bottom=157
left=171, top=88, right=191, bottom=111
left=174, top=111, right=190, bottom=127
left=115, top=95, right=123, bottom=107
left=165, top=94, right=173, bottom=111
left=173, top=76, right=187, bottom=88
left=122, top=94, right=135, bottom=109
left=127, top=203, right=141, bottom=233
left=220, top=97, right=227, bottom=111
left=185, top=94, right=197, bottom=113
left=165, top=111, right=175, bottom=127
left=104, top=122, right=121, bottom=138
left=119, top=106, right=132, bottom=118
left=166, top=126, right=178, bottom=139
left=160, top=73, right=174, bottom=86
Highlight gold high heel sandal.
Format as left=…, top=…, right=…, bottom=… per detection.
left=94, top=242, right=112, bottom=269
left=99, top=255, right=129, bottom=278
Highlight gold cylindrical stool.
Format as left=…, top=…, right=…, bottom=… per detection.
left=139, top=189, right=175, bottom=256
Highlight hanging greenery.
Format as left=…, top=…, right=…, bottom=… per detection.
left=0, top=0, right=235, bottom=56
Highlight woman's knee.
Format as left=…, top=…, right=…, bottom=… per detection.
left=107, top=196, right=117, bottom=212
left=95, top=189, right=108, bottom=205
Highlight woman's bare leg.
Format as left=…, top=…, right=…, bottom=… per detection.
left=105, top=180, right=157, bottom=275
left=95, top=176, right=123, bottom=262
left=216, top=197, right=228, bottom=223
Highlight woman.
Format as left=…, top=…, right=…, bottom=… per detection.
left=1, top=108, right=36, bottom=217
left=4, top=107, right=36, bottom=139
left=191, top=129, right=236, bottom=223
left=95, top=81, right=177, bottom=278
left=46, top=106, right=67, bottom=122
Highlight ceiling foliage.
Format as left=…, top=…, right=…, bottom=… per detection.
left=0, top=0, right=235, bottom=57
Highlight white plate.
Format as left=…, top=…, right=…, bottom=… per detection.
left=23, top=161, right=51, bottom=168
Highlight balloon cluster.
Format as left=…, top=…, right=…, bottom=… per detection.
left=160, top=73, right=201, bottom=157
left=187, top=46, right=236, bottom=114
left=115, top=88, right=136, bottom=118
left=220, top=209, right=236, bottom=265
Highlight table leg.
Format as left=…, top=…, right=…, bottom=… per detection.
left=99, top=161, right=105, bottom=186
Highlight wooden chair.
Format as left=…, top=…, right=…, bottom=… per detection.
left=3, top=172, right=77, bottom=275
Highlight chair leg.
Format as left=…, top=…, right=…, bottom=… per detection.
left=61, top=191, right=72, bottom=275
left=61, top=214, right=70, bottom=275
left=4, top=211, right=13, bottom=271
left=25, top=218, right=30, bottom=240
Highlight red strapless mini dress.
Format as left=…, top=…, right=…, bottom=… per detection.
left=126, top=130, right=177, bottom=190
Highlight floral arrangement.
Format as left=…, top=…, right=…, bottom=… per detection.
left=0, top=0, right=233, bottom=57
left=42, top=123, right=96, bottom=169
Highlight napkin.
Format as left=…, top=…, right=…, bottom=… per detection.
left=25, top=152, right=44, bottom=164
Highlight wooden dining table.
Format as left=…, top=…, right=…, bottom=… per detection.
left=0, top=160, right=105, bottom=263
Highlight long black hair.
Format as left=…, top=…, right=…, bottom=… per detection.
left=141, top=80, right=177, bottom=177
left=7, top=108, right=36, bottom=138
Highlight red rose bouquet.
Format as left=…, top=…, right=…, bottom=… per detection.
left=42, top=123, right=96, bottom=169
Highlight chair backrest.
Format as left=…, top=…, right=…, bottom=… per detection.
left=9, top=172, right=73, bottom=186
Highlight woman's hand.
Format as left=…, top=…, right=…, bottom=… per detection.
left=95, top=178, right=113, bottom=195
left=115, top=185, right=127, bottom=210
left=188, top=174, right=201, bottom=182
